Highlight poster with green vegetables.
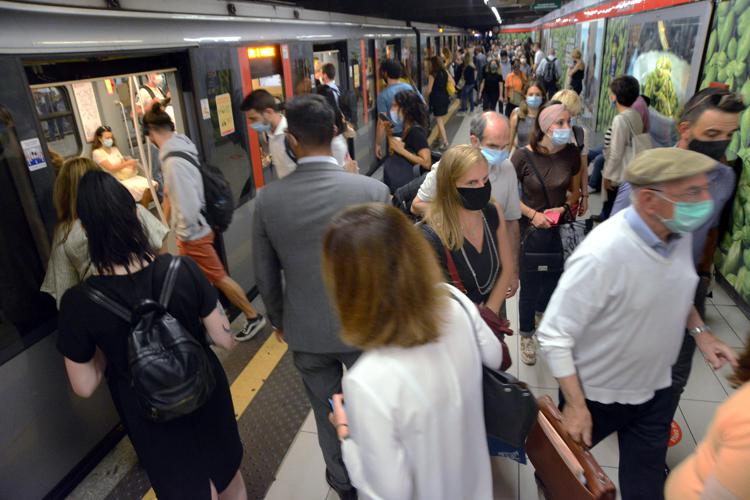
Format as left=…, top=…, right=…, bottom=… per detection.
left=704, top=0, right=750, bottom=303
left=547, top=25, right=578, bottom=89
left=595, top=3, right=710, bottom=134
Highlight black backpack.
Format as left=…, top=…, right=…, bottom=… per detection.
left=392, top=172, right=428, bottom=221
left=163, top=151, right=234, bottom=233
left=542, top=57, right=558, bottom=84
left=84, top=257, right=216, bottom=422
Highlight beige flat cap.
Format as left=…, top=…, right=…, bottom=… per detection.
left=625, top=148, right=717, bottom=186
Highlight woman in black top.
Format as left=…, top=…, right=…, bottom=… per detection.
left=424, top=56, right=450, bottom=150
left=57, top=171, right=245, bottom=500
left=421, top=145, right=513, bottom=311
left=460, top=53, right=477, bottom=112
left=568, top=48, right=585, bottom=95
left=479, top=60, right=503, bottom=112
left=384, top=90, right=432, bottom=193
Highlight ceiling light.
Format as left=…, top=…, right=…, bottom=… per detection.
left=491, top=6, right=502, bottom=24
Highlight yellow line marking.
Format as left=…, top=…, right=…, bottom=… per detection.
left=142, top=334, right=288, bottom=499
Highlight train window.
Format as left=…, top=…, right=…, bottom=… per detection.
left=31, top=87, right=81, bottom=158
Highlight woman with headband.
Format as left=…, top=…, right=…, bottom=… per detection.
left=511, top=101, right=581, bottom=366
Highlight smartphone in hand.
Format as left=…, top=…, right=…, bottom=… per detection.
left=378, top=112, right=392, bottom=123
left=544, top=210, right=561, bottom=225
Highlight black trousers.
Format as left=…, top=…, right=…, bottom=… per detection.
left=519, top=269, right=561, bottom=334
left=668, top=275, right=710, bottom=418
left=560, top=388, right=674, bottom=500
left=292, top=350, right=361, bottom=490
left=600, top=184, right=619, bottom=220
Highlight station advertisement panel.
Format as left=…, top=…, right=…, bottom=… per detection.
left=702, top=0, right=750, bottom=304
left=595, top=3, right=710, bottom=133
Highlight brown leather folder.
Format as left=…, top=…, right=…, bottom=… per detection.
left=526, top=395, right=617, bottom=500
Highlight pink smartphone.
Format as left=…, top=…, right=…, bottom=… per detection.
left=544, top=210, right=561, bottom=225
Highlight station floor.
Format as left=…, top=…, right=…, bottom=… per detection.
left=67, top=111, right=749, bottom=500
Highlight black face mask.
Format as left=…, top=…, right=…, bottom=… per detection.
left=457, top=181, right=492, bottom=211
left=687, top=138, right=731, bottom=162
left=284, top=136, right=297, bottom=163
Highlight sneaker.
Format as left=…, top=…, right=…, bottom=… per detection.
left=234, top=314, right=267, bottom=342
left=521, top=335, right=537, bottom=365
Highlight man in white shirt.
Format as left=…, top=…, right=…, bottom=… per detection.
left=537, top=148, right=737, bottom=500
left=532, top=43, right=545, bottom=72
left=411, top=111, right=521, bottom=299
left=240, top=89, right=297, bottom=179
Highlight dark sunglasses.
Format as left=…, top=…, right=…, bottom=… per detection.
left=682, top=90, right=743, bottom=118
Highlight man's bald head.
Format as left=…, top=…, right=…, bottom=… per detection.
left=469, top=111, right=510, bottom=150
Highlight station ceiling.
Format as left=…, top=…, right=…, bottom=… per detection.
left=287, top=0, right=542, bottom=30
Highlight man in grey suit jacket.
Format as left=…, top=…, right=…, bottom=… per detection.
left=253, top=94, right=390, bottom=499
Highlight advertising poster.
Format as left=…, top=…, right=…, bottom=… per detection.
left=596, top=3, right=710, bottom=133
left=547, top=25, right=577, bottom=89
left=215, top=93, right=235, bottom=137
left=578, top=19, right=606, bottom=133
left=71, top=81, right=103, bottom=143
left=20, top=138, right=47, bottom=172
left=703, top=0, right=750, bottom=304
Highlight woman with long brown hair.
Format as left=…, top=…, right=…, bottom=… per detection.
left=324, top=203, right=502, bottom=500
left=666, top=339, right=750, bottom=499
left=41, top=157, right=168, bottom=307
left=424, top=55, right=450, bottom=150
left=511, top=101, right=580, bottom=365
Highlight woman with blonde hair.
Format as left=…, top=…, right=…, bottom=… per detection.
left=567, top=48, right=585, bottom=95
left=552, top=88, right=590, bottom=216
left=421, top=145, right=514, bottom=316
left=41, top=157, right=168, bottom=307
left=325, top=203, right=503, bottom=500
left=459, top=52, right=477, bottom=113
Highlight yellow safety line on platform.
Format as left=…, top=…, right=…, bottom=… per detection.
left=142, top=334, right=288, bottom=499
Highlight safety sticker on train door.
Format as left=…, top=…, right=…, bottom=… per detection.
left=21, top=138, right=47, bottom=172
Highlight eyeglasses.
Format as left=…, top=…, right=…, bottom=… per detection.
left=647, top=186, right=711, bottom=203
left=681, top=90, right=744, bottom=119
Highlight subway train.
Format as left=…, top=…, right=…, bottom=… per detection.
left=0, top=1, right=466, bottom=498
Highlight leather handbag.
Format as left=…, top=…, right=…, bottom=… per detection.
left=526, top=395, right=617, bottom=500
left=443, top=247, right=512, bottom=371
left=449, top=292, right=539, bottom=449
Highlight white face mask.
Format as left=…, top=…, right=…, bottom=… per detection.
left=103, top=138, right=114, bottom=148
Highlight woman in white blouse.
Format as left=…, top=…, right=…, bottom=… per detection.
left=91, top=125, right=155, bottom=205
left=322, top=203, right=503, bottom=500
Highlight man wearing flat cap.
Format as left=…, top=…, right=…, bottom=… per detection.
left=536, top=148, right=738, bottom=500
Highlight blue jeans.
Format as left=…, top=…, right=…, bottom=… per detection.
left=460, top=85, right=475, bottom=111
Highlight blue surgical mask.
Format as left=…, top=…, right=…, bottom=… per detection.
left=526, top=95, right=542, bottom=108
left=102, top=138, right=114, bottom=148
left=389, top=109, right=403, bottom=129
left=551, top=128, right=572, bottom=146
left=481, top=147, right=509, bottom=166
left=655, top=193, right=715, bottom=234
left=251, top=122, right=271, bottom=133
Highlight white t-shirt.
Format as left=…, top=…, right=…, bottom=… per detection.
left=341, top=286, right=500, bottom=500
left=268, top=116, right=297, bottom=179
left=137, top=84, right=175, bottom=124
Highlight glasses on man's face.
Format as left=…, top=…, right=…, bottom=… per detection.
left=682, top=91, right=744, bottom=119
left=648, top=186, right=711, bottom=203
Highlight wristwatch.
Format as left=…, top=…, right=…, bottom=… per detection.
left=687, top=324, right=711, bottom=337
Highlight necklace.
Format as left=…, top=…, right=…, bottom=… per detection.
left=459, top=212, right=499, bottom=296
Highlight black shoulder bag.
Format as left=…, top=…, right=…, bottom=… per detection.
left=520, top=150, right=564, bottom=274
left=449, top=291, right=538, bottom=448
